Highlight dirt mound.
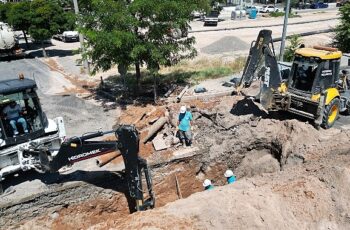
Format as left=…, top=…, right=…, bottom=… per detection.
left=100, top=150, right=350, bottom=229
left=11, top=96, right=350, bottom=229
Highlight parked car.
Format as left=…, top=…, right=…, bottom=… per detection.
left=260, top=5, right=280, bottom=13
left=61, top=31, right=79, bottom=42
left=310, top=2, right=329, bottom=8
left=204, top=11, right=219, bottom=26
left=191, top=10, right=205, bottom=18
left=53, top=31, right=79, bottom=42
left=218, top=6, right=246, bottom=21
left=245, top=6, right=259, bottom=12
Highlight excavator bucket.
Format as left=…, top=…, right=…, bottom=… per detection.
left=259, top=45, right=282, bottom=110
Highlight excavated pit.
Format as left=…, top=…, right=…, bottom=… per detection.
left=3, top=96, right=350, bottom=229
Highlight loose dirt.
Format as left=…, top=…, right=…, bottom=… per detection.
left=5, top=95, right=350, bottom=229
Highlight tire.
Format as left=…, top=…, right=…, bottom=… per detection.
left=321, top=98, right=340, bottom=129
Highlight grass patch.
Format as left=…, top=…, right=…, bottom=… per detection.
left=269, top=12, right=301, bottom=18
left=160, top=57, right=246, bottom=84
left=103, top=57, right=247, bottom=98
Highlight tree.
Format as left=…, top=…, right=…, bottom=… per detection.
left=0, top=3, right=11, bottom=22
left=7, top=1, right=31, bottom=47
left=283, top=34, right=302, bottom=62
left=80, top=0, right=208, bottom=100
left=334, top=4, right=350, bottom=53
left=29, top=0, right=66, bottom=57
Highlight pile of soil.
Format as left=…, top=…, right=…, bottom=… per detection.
left=89, top=96, right=350, bottom=229
left=11, top=96, right=350, bottom=229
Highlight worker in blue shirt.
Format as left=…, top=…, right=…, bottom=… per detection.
left=177, top=105, right=193, bottom=147
left=203, top=179, right=214, bottom=191
left=224, top=169, right=236, bottom=184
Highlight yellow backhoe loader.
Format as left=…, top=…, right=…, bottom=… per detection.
left=238, top=29, right=350, bottom=129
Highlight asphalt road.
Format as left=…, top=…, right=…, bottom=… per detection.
left=0, top=57, right=117, bottom=136
left=0, top=57, right=119, bottom=204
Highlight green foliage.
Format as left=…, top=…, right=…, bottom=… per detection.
left=79, top=0, right=208, bottom=100
left=283, top=35, right=302, bottom=62
left=80, top=0, right=208, bottom=79
left=269, top=12, right=300, bottom=18
left=0, top=3, right=12, bottom=22
left=61, top=11, right=77, bottom=32
left=29, top=0, right=66, bottom=42
left=7, top=2, right=31, bottom=32
left=334, top=4, right=350, bottom=52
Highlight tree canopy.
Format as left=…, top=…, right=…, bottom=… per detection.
left=28, top=0, right=66, bottom=56
left=334, top=4, right=350, bottom=53
left=7, top=1, right=31, bottom=46
left=0, top=3, right=11, bottom=22
left=79, top=0, right=208, bottom=99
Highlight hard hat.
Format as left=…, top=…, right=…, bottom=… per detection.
left=224, top=169, right=234, bottom=178
left=202, top=179, right=211, bottom=187
left=180, top=106, right=186, bottom=114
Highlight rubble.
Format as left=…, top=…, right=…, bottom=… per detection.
left=152, top=134, right=170, bottom=151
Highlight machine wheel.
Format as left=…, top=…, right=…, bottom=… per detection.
left=321, top=98, right=340, bottom=129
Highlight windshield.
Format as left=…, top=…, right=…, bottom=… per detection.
left=290, top=56, right=319, bottom=92
left=0, top=90, right=43, bottom=139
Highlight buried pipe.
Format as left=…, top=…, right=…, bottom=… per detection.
left=142, top=116, right=168, bottom=143
left=177, top=85, right=189, bottom=102
left=96, top=151, right=122, bottom=167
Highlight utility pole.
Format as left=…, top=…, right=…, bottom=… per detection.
left=72, top=0, right=90, bottom=74
left=279, top=0, right=291, bottom=62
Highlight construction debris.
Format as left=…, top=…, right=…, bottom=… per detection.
left=142, top=116, right=169, bottom=144
left=176, top=85, right=189, bottom=102
left=164, top=84, right=177, bottom=98
left=194, top=85, right=207, bottom=93
left=152, top=134, right=171, bottom=151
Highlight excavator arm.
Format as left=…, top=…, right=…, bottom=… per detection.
left=26, top=125, right=155, bottom=211
left=237, top=29, right=282, bottom=110
left=238, top=29, right=282, bottom=90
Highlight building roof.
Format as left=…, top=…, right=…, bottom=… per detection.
left=295, top=48, right=342, bottom=60
left=0, top=78, right=37, bottom=95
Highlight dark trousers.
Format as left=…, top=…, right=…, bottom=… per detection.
left=178, top=130, right=192, bottom=146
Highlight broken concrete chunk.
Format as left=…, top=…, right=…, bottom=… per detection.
left=152, top=134, right=170, bottom=151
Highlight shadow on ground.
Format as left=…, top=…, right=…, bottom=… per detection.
left=230, top=97, right=314, bottom=125
left=1, top=168, right=139, bottom=212
left=94, top=70, right=194, bottom=109
left=27, top=49, right=74, bottom=58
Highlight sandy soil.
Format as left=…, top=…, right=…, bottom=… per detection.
left=7, top=95, right=350, bottom=229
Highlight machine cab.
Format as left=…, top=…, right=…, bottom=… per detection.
left=288, top=46, right=342, bottom=97
left=0, top=78, right=47, bottom=148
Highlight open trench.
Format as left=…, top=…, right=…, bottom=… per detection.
left=0, top=153, right=282, bottom=230
left=7, top=95, right=350, bottom=229
left=1, top=98, right=313, bottom=229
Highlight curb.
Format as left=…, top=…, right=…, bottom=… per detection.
left=189, top=17, right=338, bottom=34
left=34, top=57, right=71, bottom=78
